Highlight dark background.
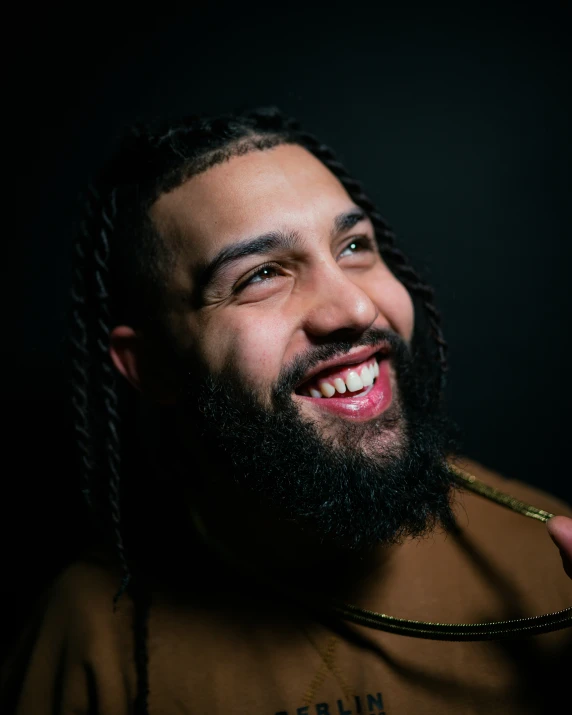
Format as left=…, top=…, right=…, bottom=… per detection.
left=2, top=1, right=571, bottom=648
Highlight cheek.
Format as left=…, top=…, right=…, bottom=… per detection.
left=198, top=310, right=293, bottom=391
left=392, top=282, right=415, bottom=343
left=369, top=273, right=415, bottom=343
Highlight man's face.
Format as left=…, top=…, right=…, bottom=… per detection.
left=152, top=144, right=414, bottom=441
left=145, top=143, right=455, bottom=550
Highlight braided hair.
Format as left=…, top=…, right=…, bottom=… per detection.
left=69, top=106, right=448, bottom=714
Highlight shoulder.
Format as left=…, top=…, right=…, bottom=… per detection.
left=0, top=554, right=137, bottom=714
left=36, top=552, right=134, bottom=652
left=448, top=456, right=572, bottom=614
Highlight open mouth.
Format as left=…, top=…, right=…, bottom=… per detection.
left=292, top=346, right=394, bottom=421
left=295, top=353, right=382, bottom=398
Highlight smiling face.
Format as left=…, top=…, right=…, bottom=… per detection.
left=150, top=143, right=414, bottom=438
left=112, top=141, right=455, bottom=550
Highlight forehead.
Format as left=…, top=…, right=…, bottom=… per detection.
left=150, top=143, right=356, bottom=263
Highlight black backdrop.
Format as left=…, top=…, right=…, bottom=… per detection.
left=2, top=2, right=571, bottom=639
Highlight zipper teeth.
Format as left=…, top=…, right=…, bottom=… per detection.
left=449, top=463, right=555, bottom=523
left=330, top=605, right=572, bottom=640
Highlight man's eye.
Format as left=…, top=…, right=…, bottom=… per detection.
left=235, top=263, right=281, bottom=292
left=339, top=236, right=375, bottom=258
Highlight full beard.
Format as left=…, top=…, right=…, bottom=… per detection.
left=178, top=328, right=460, bottom=552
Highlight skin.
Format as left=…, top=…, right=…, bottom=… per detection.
left=547, top=516, right=572, bottom=579
left=109, top=142, right=572, bottom=581
left=154, top=143, right=412, bottom=417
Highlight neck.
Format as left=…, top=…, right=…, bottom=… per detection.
left=186, top=476, right=397, bottom=602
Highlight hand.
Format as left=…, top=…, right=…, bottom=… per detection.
left=547, top=516, right=572, bottom=580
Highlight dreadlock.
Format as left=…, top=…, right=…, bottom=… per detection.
left=69, top=106, right=448, bottom=714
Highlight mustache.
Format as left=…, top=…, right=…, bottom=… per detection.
left=274, top=328, right=408, bottom=396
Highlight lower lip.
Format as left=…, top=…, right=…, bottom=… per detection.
left=295, top=359, right=393, bottom=421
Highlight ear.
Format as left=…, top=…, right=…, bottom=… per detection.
left=109, top=325, right=176, bottom=405
left=109, top=326, right=142, bottom=391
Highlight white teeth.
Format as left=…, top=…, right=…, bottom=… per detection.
left=319, top=381, right=336, bottom=398
left=333, top=377, right=347, bottom=394
left=360, top=365, right=373, bottom=386
left=305, top=358, right=380, bottom=398
left=345, top=371, right=364, bottom=392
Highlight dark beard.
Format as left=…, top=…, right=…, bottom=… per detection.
left=180, top=328, right=460, bottom=552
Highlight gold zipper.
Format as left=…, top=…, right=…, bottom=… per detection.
left=448, top=463, right=556, bottom=523
left=329, top=465, right=572, bottom=641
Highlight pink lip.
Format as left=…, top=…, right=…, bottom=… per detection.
left=295, top=359, right=393, bottom=421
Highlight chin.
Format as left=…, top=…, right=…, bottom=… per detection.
left=294, top=368, right=406, bottom=453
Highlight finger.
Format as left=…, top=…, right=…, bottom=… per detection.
left=547, top=515, right=572, bottom=579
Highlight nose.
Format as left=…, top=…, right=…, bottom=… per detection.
left=301, top=262, right=379, bottom=339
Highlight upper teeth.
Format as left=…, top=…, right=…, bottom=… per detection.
left=305, top=357, right=380, bottom=398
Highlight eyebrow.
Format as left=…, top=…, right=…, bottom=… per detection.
left=332, top=208, right=367, bottom=236
left=194, top=207, right=368, bottom=294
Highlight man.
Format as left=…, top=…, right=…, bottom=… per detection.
left=2, top=107, right=571, bottom=714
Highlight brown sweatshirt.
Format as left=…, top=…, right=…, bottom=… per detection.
left=2, top=459, right=571, bottom=714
